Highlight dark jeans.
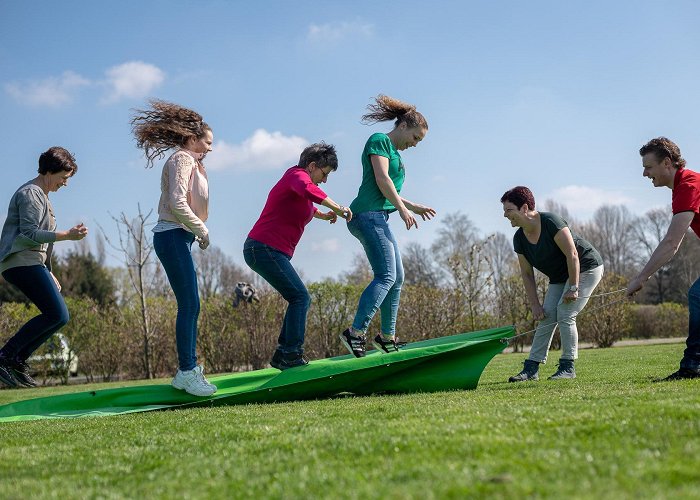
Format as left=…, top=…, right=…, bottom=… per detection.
left=0, top=265, right=69, bottom=361
left=243, top=238, right=309, bottom=355
left=153, top=228, right=200, bottom=371
left=683, top=277, right=700, bottom=370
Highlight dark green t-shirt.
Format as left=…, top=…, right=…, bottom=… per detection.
left=513, top=212, right=603, bottom=283
left=349, top=133, right=405, bottom=214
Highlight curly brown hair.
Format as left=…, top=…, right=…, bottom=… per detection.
left=361, top=94, right=428, bottom=130
left=130, top=99, right=211, bottom=168
left=639, top=137, right=686, bottom=169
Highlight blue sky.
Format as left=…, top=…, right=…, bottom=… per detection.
left=2, top=0, right=699, bottom=281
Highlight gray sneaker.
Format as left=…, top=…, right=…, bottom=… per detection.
left=548, top=359, right=576, bottom=380
left=508, top=359, right=540, bottom=382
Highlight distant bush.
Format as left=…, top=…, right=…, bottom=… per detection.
left=628, top=303, right=688, bottom=339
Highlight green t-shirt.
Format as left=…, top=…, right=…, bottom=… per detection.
left=513, top=212, right=603, bottom=284
left=349, top=133, right=405, bottom=214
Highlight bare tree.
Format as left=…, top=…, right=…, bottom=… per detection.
left=100, top=205, right=158, bottom=379
left=579, top=204, right=636, bottom=277
left=449, top=235, right=496, bottom=331
left=431, top=212, right=479, bottom=286
left=339, top=252, right=373, bottom=285
left=193, top=245, right=253, bottom=301
left=630, top=206, right=673, bottom=303
left=402, top=241, right=443, bottom=287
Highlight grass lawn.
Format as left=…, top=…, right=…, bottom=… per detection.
left=1, top=342, right=699, bottom=499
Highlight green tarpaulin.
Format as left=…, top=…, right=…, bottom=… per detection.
left=0, top=326, right=513, bottom=423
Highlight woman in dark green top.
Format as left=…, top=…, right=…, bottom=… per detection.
left=501, top=186, right=604, bottom=382
left=339, top=95, right=436, bottom=358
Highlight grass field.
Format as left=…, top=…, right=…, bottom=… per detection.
left=1, top=342, right=699, bottom=499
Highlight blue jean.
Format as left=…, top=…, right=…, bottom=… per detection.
left=0, top=265, right=69, bottom=361
left=243, top=238, right=309, bottom=355
left=347, top=211, right=404, bottom=336
left=153, top=228, right=200, bottom=371
left=683, top=277, right=700, bottom=370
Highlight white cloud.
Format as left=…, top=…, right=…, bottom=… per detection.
left=311, top=239, right=340, bottom=252
left=547, top=185, right=633, bottom=215
left=307, top=20, right=374, bottom=44
left=4, top=71, right=90, bottom=107
left=206, top=129, right=309, bottom=171
left=101, top=61, right=165, bottom=103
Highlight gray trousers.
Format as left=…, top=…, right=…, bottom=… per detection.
left=528, top=265, right=604, bottom=363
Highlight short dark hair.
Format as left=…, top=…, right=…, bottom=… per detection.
left=38, top=147, right=78, bottom=175
left=639, top=137, right=686, bottom=169
left=501, top=186, right=535, bottom=210
left=298, top=142, right=338, bottom=170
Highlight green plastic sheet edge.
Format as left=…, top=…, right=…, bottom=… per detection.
left=0, top=326, right=513, bottom=422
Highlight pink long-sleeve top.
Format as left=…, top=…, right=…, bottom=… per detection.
left=248, top=166, right=327, bottom=257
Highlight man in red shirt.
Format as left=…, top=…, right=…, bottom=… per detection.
left=627, top=137, right=700, bottom=379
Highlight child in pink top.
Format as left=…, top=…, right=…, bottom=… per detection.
left=244, top=142, right=352, bottom=370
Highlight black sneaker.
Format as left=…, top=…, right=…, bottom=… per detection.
left=270, top=351, right=309, bottom=370
left=340, top=329, right=366, bottom=358
left=372, top=335, right=407, bottom=354
left=7, top=359, right=37, bottom=387
left=662, top=367, right=700, bottom=381
left=0, top=358, right=19, bottom=388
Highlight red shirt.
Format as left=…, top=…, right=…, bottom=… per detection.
left=248, top=166, right=327, bottom=257
left=672, top=168, right=700, bottom=238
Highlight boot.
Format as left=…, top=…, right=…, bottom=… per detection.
left=548, top=358, right=576, bottom=380
left=508, top=359, right=540, bottom=382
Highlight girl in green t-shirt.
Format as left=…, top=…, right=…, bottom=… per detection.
left=340, top=95, right=436, bottom=358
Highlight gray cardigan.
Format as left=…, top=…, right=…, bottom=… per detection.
left=0, top=181, right=57, bottom=271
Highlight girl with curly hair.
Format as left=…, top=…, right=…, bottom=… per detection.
left=131, top=100, right=215, bottom=396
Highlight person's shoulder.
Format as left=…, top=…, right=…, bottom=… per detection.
left=679, top=168, right=700, bottom=183
left=15, top=182, right=44, bottom=201
left=366, top=132, right=391, bottom=146
left=169, top=150, right=196, bottom=166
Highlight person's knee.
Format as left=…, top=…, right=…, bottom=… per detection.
left=50, top=308, right=70, bottom=329
left=290, top=288, right=311, bottom=308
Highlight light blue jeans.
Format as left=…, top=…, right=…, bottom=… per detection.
left=528, top=265, right=604, bottom=363
left=347, top=211, right=404, bottom=336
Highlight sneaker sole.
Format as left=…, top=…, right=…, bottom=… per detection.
left=371, top=339, right=393, bottom=354
left=339, top=333, right=365, bottom=358
left=172, top=380, right=216, bottom=396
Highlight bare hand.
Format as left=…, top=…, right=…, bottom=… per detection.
left=198, top=234, right=210, bottom=250
left=399, top=207, right=417, bottom=230
left=562, top=290, right=578, bottom=303
left=321, top=210, right=338, bottom=224
left=531, top=303, right=545, bottom=321
left=334, top=205, right=353, bottom=222
left=626, top=276, right=645, bottom=297
left=50, top=271, right=61, bottom=292
left=410, top=204, right=436, bottom=221
left=67, top=223, right=88, bottom=241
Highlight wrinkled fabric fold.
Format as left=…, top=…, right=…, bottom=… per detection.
left=0, top=327, right=513, bottom=423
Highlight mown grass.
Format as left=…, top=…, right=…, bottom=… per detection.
left=1, top=342, right=699, bottom=499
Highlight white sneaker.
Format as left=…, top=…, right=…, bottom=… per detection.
left=172, top=365, right=217, bottom=396
left=195, top=364, right=217, bottom=391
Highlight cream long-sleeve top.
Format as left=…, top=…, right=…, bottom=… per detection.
left=155, top=149, right=209, bottom=239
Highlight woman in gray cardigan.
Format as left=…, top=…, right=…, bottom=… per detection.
left=0, top=147, right=88, bottom=388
